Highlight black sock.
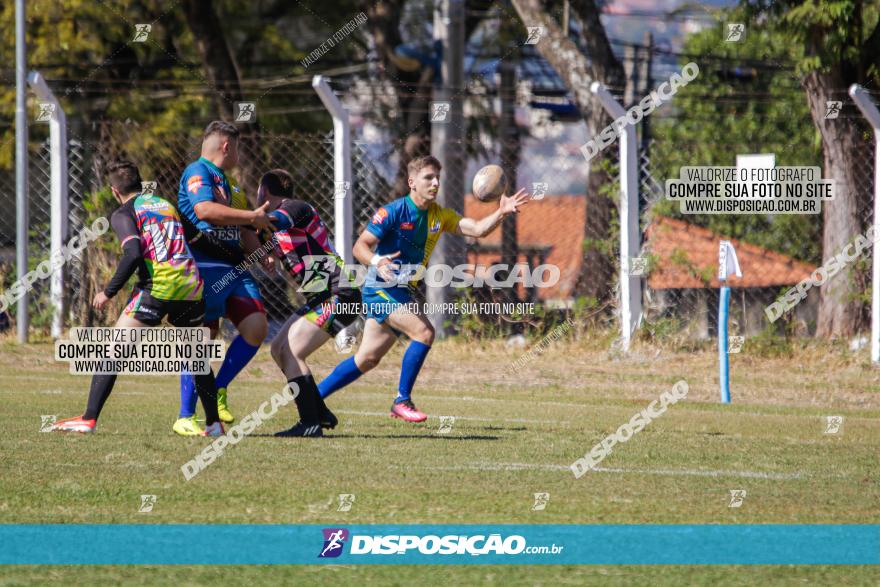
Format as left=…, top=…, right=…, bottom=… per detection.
left=194, top=370, right=220, bottom=425
left=83, top=374, right=117, bottom=421
left=308, top=374, right=329, bottom=415
left=290, top=375, right=319, bottom=424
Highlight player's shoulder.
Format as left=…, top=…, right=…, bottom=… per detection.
left=182, top=159, right=210, bottom=176
left=381, top=196, right=408, bottom=215
left=282, top=198, right=315, bottom=216
left=135, top=193, right=175, bottom=211
left=428, top=200, right=459, bottom=217
left=110, top=199, right=133, bottom=221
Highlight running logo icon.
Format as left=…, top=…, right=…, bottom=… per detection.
left=337, top=494, right=356, bottom=512
left=525, top=26, right=543, bottom=45
left=728, top=489, right=746, bottom=508
left=824, top=101, right=842, bottom=119
left=726, top=23, right=745, bottom=42
left=431, top=102, right=450, bottom=123
left=299, top=255, right=334, bottom=293
left=132, top=24, right=151, bottom=43
left=141, top=181, right=157, bottom=196
left=235, top=102, right=257, bottom=123
left=36, top=103, right=55, bottom=123
left=532, top=182, right=548, bottom=201
left=139, top=494, right=157, bottom=513
left=39, top=415, right=57, bottom=432
left=824, top=415, right=843, bottom=434
left=319, top=528, right=349, bottom=558
left=531, top=492, right=550, bottom=511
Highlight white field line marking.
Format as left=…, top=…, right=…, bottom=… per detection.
left=334, top=409, right=563, bottom=426
left=404, top=460, right=806, bottom=480
left=9, top=375, right=880, bottom=420
left=344, top=392, right=880, bottom=422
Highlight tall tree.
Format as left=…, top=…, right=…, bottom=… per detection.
left=749, top=0, right=880, bottom=336
left=510, top=0, right=624, bottom=305
left=181, top=0, right=265, bottom=200
left=363, top=0, right=494, bottom=198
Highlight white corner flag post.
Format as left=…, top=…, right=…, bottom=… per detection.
left=718, top=240, right=742, bottom=403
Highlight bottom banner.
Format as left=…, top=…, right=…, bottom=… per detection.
left=1, top=524, right=877, bottom=565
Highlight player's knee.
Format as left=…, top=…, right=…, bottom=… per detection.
left=240, top=313, right=268, bottom=345
left=269, top=336, right=285, bottom=365
left=414, top=322, right=435, bottom=345
left=356, top=354, right=381, bottom=372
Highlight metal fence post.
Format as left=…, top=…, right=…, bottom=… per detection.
left=312, top=76, right=357, bottom=347
left=28, top=71, right=68, bottom=339
left=15, top=0, right=28, bottom=342
left=849, top=84, right=880, bottom=364
left=591, top=82, right=642, bottom=351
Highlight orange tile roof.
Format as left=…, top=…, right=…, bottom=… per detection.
left=463, top=194, right=585, bottom=300
left=645, top=216, right=817, bottom=289
left=458, top=197, right=814, bottom=299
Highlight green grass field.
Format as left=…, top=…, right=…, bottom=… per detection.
left=2, top=336, right=879, bottom=585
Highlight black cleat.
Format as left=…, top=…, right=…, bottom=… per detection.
left=274, top=421, right=323, bottom=437
left=317, top=397, right=338, bottom=430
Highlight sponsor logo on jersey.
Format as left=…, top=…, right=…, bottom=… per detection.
left=400, top=222, right=414, bottom=230
left=187, top=175, right=203, bottom=194
left=212, top=186, right=229, bottom=205
left=372, top=208, right=388, bottom=225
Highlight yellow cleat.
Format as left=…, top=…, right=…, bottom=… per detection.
left=217, top=387, right=235, bottom=424
left=173, top=415, right=204, bottom=437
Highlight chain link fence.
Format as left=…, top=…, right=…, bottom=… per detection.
left=637, top=133, right=876, bottom=343
left=3, top=103, right=877, bottom=346
left=1, top=122, right=393, bottom=340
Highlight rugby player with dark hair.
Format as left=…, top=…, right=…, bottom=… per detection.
left=52, top=160, right=244, bottom=435
left=258, top=169, right=360, bottom=437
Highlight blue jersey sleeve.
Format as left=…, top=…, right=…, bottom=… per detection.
left=269, top=209, right=292, bottom=231
left=183, top=162, right=217, bottom=206
left=366, top=204, right=393, bottom=240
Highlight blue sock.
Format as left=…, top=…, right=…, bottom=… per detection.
left=318, top=356, right=363, bottom=398
left=396, top=341, right=431, bottom=403
left=216, top=335, right=260, bottom=390
left=179, top=372, right=198, bottom=418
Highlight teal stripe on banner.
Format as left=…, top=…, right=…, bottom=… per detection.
left=1, top=525, right=877, bottom=565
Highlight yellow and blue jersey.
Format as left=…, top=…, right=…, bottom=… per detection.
left=365, top=194, right=461, bottom=290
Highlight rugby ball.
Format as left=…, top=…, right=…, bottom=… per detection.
left=472, top=165, right=508, bottom=202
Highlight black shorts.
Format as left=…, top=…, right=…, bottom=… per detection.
left=123, top=289, right=206, bottom=327
left=295, top=288, right=360, bottom=336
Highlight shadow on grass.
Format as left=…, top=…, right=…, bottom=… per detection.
left=251, top=433, right=501, bottom=441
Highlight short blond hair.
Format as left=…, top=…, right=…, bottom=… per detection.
left=407, top=155, right=441, bottom=178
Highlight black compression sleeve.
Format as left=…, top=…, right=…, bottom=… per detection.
left=180, top=214, right=245, bottom=266
left=104, top=238, right=142, bottom=298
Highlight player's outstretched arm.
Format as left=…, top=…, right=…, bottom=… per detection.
left=456, top=188, right=530, bottom=238
left=180, top=213, right=245, bottom=266
left=194, top=200, right=277, bottom=231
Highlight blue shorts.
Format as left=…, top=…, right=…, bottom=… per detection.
left=199, top=266, right=265, bottom=326
left=361, top=286, right=413, bottom=324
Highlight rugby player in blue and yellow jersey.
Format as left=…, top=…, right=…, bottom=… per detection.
left=317, top=155, right=530, bottom=422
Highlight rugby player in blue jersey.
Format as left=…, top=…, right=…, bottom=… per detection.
left=317, top=156, right=529, bottom=422
left=173, top=121, right=276, bottom=436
